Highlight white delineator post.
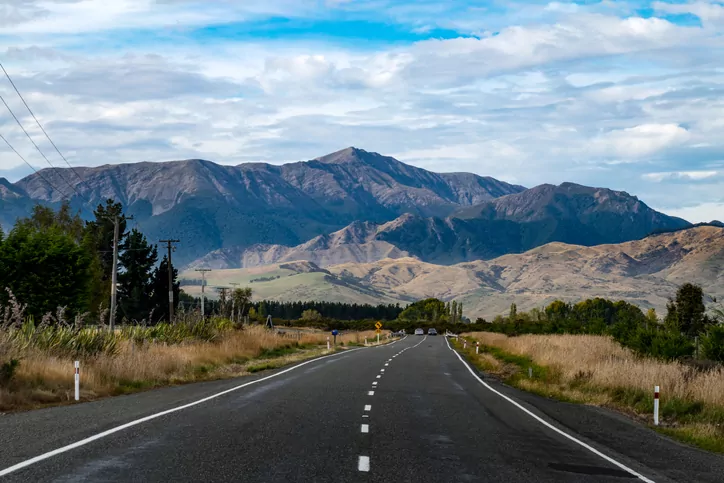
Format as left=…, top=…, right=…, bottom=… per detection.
left=364, top=337, right=368, bottom=346
left=654, top=386, right=660, bottom=426
left=377, top=333, right=380, bottom=344
left=327, top=337, right=330, bottom=350
left=74, top=361, right=80, bottom=401
left=476, top=342, right=479, bottom=354
left=464, top=341, right=467, bottom=349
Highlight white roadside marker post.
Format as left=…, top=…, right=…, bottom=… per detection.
left=654, top=386, right=660, bottom=426
left=364, top=337, right=368, bottom=346
left=377, top=333, right=380, bottom=344
left=476, top=342, right=479, bottom=354
left=464, top=341, right=467, bottom=349
left=74, top=361, right=80, bottom=401
left=327, top=337, right=330, bottom=350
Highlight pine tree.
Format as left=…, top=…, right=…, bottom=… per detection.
left=149, top=255, right=180, bottom=323
left=509, top=303, right=518, bottom=321
left=458, top=302, right=464, bottom=322
left=118, top=229, right=157, bottom=322
left=84, top=199, right=127, bottom=315
left=451, top=300, right=458, bottom=324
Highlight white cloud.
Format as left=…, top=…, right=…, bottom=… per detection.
left=593, top=124, right=692, bottom=158
left=0, top=1, right=723, bottom=216
left=653, top=1, right=724, bottom=27
left=643, top=170, right=720, bottom=182
left=662, top=203, right=724, bottom=223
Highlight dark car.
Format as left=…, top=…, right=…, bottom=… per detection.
left=428, top=328, right=438, bottom=336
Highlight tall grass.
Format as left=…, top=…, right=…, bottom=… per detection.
left=0, top=305, right=391, bottom=411
left=468, top=333, right=724, bottom=407
left=463, top=332, right=724, bottom=452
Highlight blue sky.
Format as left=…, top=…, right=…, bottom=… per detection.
left=0, top=0, right=723, bottom=221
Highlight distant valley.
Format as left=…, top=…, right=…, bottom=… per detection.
left=181, top=226, right=724, bottom=320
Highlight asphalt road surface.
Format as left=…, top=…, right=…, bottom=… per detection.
left=2, top=335, right=724, bottom=482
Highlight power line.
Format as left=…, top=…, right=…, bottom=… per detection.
left=0, top=131, right=69, bottom=198
left=0, top=61, right=92, bottom=199
left=0, top=91, right=84, bottom=201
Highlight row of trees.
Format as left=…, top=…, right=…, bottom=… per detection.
left=0, top=201, right=179, bottom=324
left=481, top=284, right=724, bottom=362
left=397, top=298, right=467, bottom=323
left=247, top=300, right=404, bottom=321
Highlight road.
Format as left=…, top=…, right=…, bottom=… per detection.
left=1, top=335, right=724, bottom=482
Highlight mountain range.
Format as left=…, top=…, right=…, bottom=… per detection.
left=0, top=147, right=525, bottom=265
left=180, top=226, right=724, bottom=319
left=187, top=181, right=691, bottom=269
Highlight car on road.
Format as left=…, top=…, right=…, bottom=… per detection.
left=428, top=328, right=438, bottom=336
left=414, top=328, right=424, bottom=335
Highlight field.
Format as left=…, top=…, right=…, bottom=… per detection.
left=0, top=321, right=386, bottom=412
left=180, top=263, right=402, bottom=306
left=456, top=332, right=724, bottom=452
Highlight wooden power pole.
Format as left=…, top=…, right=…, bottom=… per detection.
left=195, top=269, right=211, bottom=319
left=160, top=239, right=180, bottom=322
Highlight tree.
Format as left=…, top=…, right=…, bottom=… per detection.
left=509, top=303, right=518, bottom=321
left=458, top=302, right=464, bottom=323
left=398, top=298, right=446, bottom=322
left=301, top=309, right=322, bottom=321
left=232, top=287, right=253, bottom=319
left=646, top=308, right=658, bottom=327
left=666, top=284, right=712, bottom=338
left=149, top=255, right=180, bottom=323
left=0, top=224, right=92, bottom=319
left=83, top=199, right=127, bottom=315
left=701, top=324, right=724, bottom=362
left=451, top=300, right=458, bottom=324
left=117, top=229, right=157, bottom=322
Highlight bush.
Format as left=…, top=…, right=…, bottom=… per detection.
left=0, top=359, right=19, bottom=387
left=701, top=325, right=724, bottom=362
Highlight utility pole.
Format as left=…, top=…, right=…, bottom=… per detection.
left=160, top=239, right=180, bottom=322
left=109, top=214, right=133, bottom=332
left=195, top=269, right=211, bottom=319
left=230, top=282, right=239, bottom=323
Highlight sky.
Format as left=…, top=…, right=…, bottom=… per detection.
left=0, top=0, right=723, bottom=222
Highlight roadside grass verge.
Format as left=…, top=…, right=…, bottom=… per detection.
left=451, top=333, right=724, bottom=453
left=0, top=325, right=393, bottom=412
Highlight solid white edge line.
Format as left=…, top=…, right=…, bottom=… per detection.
left=444, top=336, right=656, bottom=483
left=0, top=345, right=370, bottom=477
left=358, top=456, right=370, bottom=472
left=361, top=424, right=369, bottom=433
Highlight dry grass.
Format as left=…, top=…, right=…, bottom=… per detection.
left=468, top=332, right=724, bottom=407
left=0, top=327, right=394, bottom=411
left=461, top=332, right=724, bottom=452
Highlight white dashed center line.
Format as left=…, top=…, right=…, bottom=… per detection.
left=380, top=369, right=385, bottom=372
left=368, top=391, right=375, bottom=396
left=365, top=405, right=371, bottom=411
left=361, top=424, right=369, bottom=433
left=376, top=375, right=381, bottom=379
left=358, top=456, right=370, bottom=472
left=372, top=382, right=378, bottom=385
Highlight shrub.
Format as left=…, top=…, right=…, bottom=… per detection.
left=701, top=325, right=724, bottom=363
left=0, top=359, right=19, bottom=386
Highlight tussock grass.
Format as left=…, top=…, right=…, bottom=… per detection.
left=457, top=332, right=724, bottom=453
left=0, top=325, right=390, bottom=411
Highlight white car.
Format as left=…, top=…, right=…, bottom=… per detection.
left=414, top=328, right=424, bottom=335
